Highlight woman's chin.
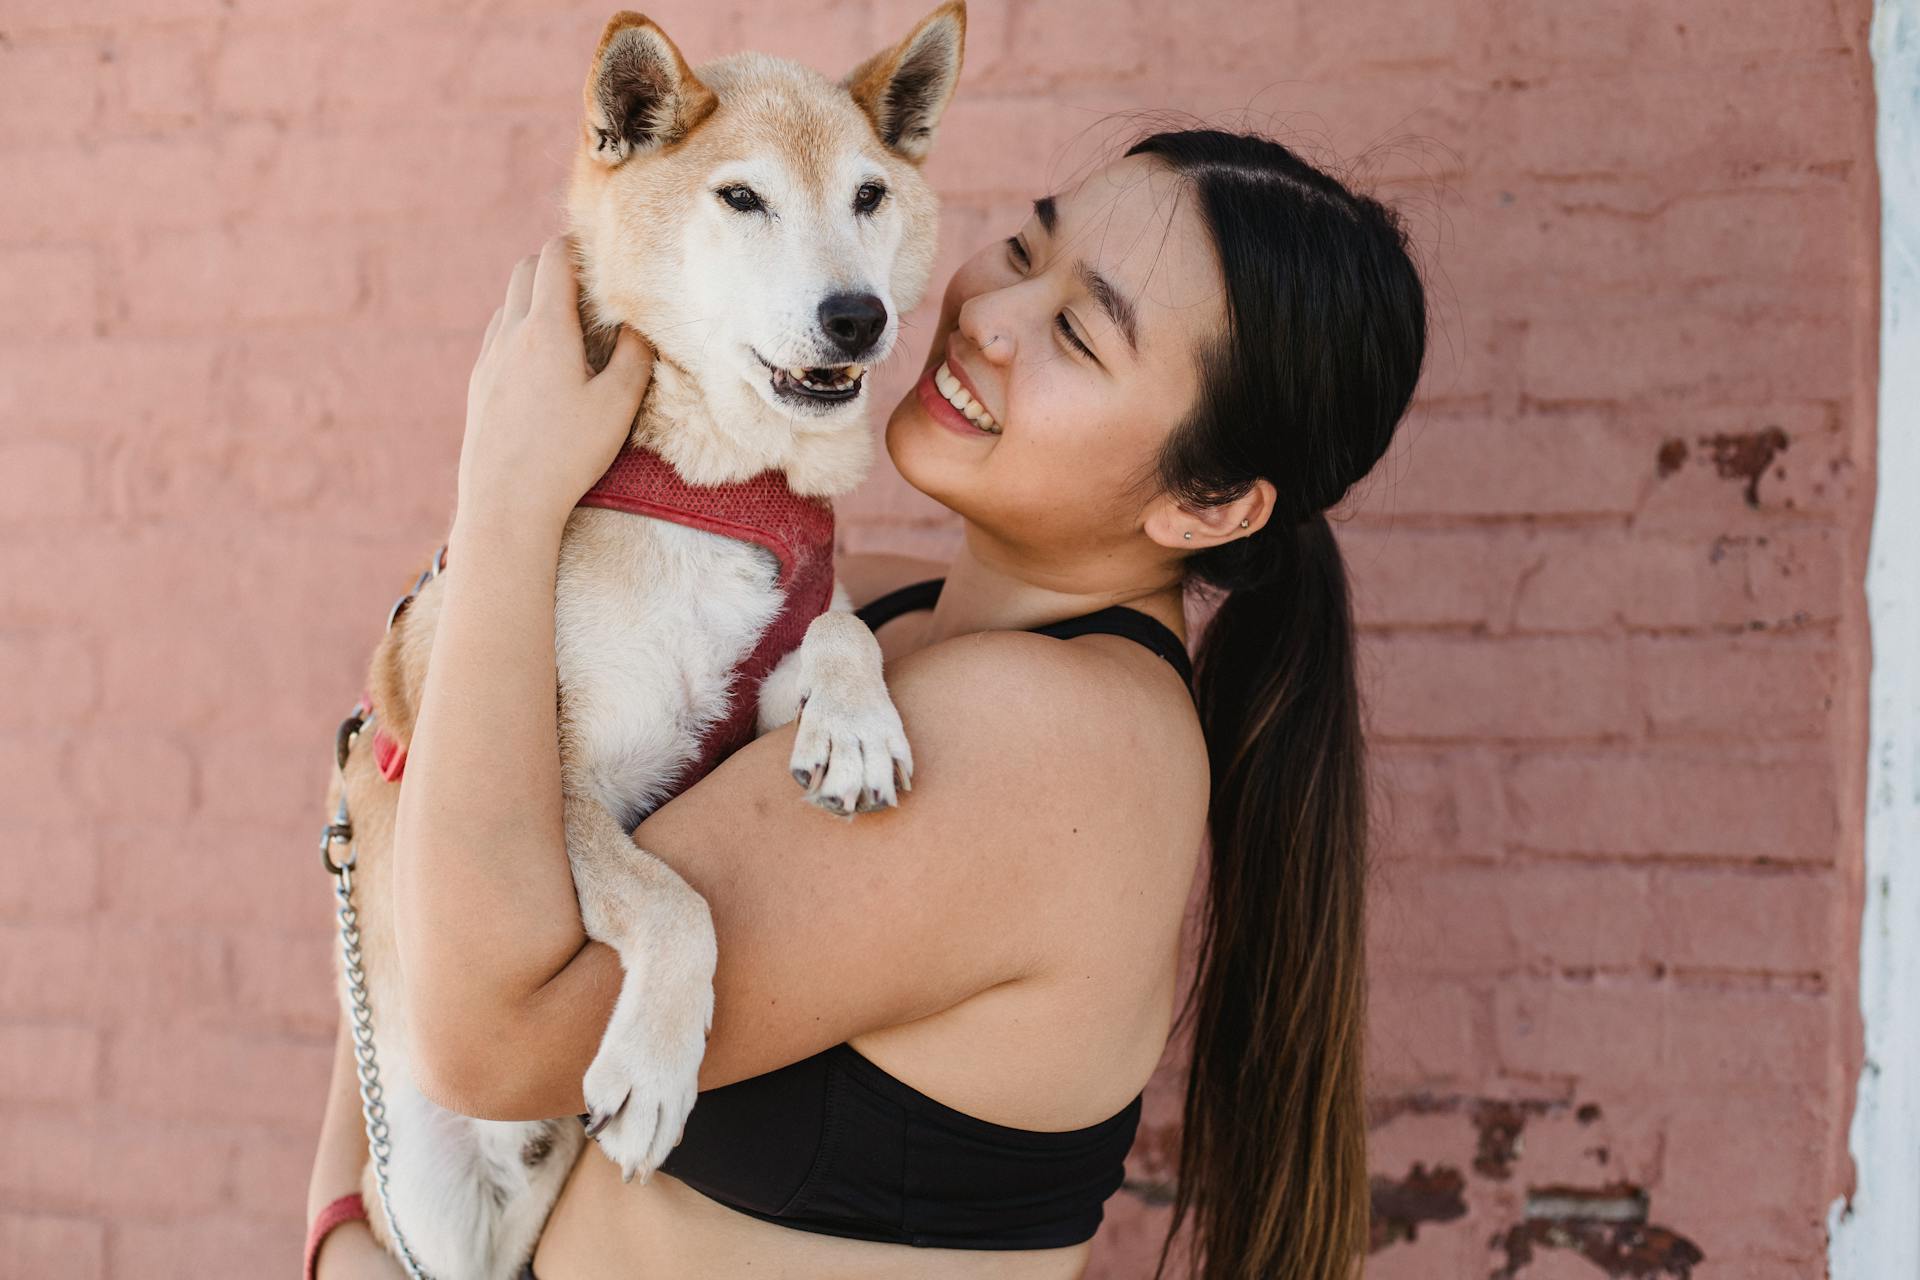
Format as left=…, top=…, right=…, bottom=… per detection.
left=883, top=393, right=975, bottom=511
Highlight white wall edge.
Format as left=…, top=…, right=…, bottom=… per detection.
left=1830, top=3, right=1920, bottom=1275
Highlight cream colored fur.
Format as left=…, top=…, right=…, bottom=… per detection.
left=332, top=7, right=965, bottom=1277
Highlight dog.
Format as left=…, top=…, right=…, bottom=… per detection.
left=325, top=7, right=965, bottom=1276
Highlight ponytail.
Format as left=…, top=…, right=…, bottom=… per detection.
left=1159, top=511, right=1370, bottom=1280
left=1115, top=126, right=1425, bottom=1278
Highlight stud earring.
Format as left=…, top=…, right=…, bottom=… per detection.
left=1183, top=531, right=1192, bottom=540
left=1239, top=519, right=1250, bottom=528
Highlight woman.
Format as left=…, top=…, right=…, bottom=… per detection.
left=307, top=128, right=1427, bottom=1280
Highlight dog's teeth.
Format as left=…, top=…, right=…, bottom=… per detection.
left=847, top=363, right=864, bottom=378
left=790, top=367, right=809, bottom=379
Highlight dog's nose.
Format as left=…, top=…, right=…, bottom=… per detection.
left=818, top=293, right=888, bottom=359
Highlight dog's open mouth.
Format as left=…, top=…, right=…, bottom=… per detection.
left=756, top=352, right=868, bottom=406
left=772, top=363, right=866, bottom=404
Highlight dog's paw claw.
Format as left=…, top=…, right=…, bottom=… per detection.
left=581, top=954, right=712, bottom=1185
left=787, top=663, right=911, bottom=818
left=583, top=1105, right=621, bottom=1140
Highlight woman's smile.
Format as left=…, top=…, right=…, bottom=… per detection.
left=914, top=361, right=1002, bottom=439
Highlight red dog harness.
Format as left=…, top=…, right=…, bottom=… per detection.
left=369, top=445, right=836, bottom=798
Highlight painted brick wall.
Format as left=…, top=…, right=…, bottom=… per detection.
left=0, top=1, right=1880, bottom=1276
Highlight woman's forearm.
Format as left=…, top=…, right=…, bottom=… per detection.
left=391, top=513, right=622, bottom=1112
left=309, top=1015, right=370, bottom=1222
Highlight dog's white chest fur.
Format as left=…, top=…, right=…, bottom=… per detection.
left=555, top=507, right=782, bottom=828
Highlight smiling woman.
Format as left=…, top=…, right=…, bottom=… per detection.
left=308, top=113, right=1426, bottom=1280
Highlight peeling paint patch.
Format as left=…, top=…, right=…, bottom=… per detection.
left=1491, top=1220, right=1705, bottom=1279
left=1369, top=1162, right=1468, bottom=1252
left=1369, top=1091, right=1565, bottom=1130
left=1491, top=1182, right=1704, bottom=1279
left=1700, top=426, right=1790, bottom=506
left=1527, top=1183, right=1649, bottom=1222
left=1472, top=1100, right=1539, bottom=1180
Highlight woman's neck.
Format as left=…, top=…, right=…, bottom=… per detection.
left=920, top=524, right=1189, bottom=649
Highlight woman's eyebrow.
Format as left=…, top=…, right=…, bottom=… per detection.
left=1030, top=194, right=1138, bottom=352
left=1076, top=261, right=1139, bottom=352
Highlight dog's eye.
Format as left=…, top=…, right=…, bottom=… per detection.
left=717, top=185, right=764, bottom=213
left=853, top=182, right=887, bottom=215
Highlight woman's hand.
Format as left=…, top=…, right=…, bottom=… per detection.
left=456, top=233, right=654, bottom=542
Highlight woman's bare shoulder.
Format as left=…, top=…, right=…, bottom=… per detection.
left=908, top=627, right=1211, bottom=858
left=836, top=550, right=947, bottom=610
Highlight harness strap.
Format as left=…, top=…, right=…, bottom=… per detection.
left=368, top=446, right=836, bottom=797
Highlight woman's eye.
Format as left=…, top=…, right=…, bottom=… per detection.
left=1055, top=312, right=1095, bottom=360
left=717, top=185, right=764, bottom=213
left=1005, top=236, right=1030, bottom=268
left=854, top=182, right=887, bottom=214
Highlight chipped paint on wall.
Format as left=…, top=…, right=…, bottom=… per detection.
left=1369, top=1163, right=1469, bottom=1251
left=1651, top=427, right=1793, bottom=506
left=1364, top=1094, right=1703, bottom=1273
left=1830, top=3, right=1920, bottom=1275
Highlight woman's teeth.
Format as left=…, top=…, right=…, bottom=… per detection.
left=933, top=361, right=1000, bottom=434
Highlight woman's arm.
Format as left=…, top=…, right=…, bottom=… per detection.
left=389, top=236, right=648, bottom=1113
left=405, top=615, right=1146, bottom=1119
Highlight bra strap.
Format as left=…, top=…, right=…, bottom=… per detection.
left=853, top=576, right=1193, bottom=688
left=1035, top=606, right=1194, bottom=688
left=853, top=576, right=944, bottom=630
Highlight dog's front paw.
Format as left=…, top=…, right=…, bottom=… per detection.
left=581, top=948, right=715, bottom=1183
left=788, top=675, right=913, bottom=816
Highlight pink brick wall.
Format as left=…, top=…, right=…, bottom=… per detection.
left=0, top=1, right=1880, bottom=1276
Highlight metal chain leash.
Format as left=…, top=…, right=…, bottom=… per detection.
left=317, top=546, right=447, bottom=1280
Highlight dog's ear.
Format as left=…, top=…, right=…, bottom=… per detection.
left=582, top=12, right=717, bottom=166
left=843, top=0, right=965, bottom=163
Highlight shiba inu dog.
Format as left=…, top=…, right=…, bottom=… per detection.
left=327, top=6, right=965, bottom=1276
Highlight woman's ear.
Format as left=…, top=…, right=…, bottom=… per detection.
left=1143, top=478, right=1278, bottom=551
left=843, top=0, right=966, bottom=163
left=581, top=13, right=718, bottom=167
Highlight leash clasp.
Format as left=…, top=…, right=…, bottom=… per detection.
left=321, top=706, right=369, bottom=875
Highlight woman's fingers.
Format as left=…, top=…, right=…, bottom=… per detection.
left=530, top=234, right=581, bottom=330
left=478, top=304, right=504, bottom=358
left=598, top=325, right=654, bottom=386
left=504, top=250, right=540, bottom=318
left=594, top=326, right=654, bottom=416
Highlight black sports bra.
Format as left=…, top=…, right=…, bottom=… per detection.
left=644, top=578, right=1192, bottom=1251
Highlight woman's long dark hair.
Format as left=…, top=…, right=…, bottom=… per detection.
left=1125, top=129, right=1428, bottom=1279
